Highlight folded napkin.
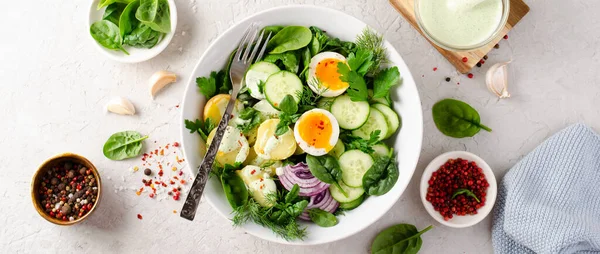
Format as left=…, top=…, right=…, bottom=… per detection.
left=492, top=124, right=600, bottom=254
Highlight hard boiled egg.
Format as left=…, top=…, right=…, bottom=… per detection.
left=293, top=108, right=340, bottom=156
left=206, top=126, right=250, bottom=166
left=236, top=165, right=277, bottom=207
left=254, top=119, right=297, bottom=160
left=308, top=52, right=349, bottom=97
left=203, top=94, right=244, bottom=125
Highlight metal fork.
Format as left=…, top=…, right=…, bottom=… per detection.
left=181, top=23, right=272, bottom=221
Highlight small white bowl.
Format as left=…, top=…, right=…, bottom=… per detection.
left=420, top=151, right=497, bottom=228
left=87, top=0, right=177, bottom=63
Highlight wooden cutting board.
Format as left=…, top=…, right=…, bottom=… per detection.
left=389, top=0, right=530, bottom=73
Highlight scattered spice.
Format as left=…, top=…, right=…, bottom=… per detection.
left=494, top=44, right=500, bottom=49
left=445, top=77, right=451, bottom=82
left=37, top=160, right=98, bottom=221
left=476, top=62, right=482, bottom=68
left=144, top=168, right=152, bottom=176
left=483, top=55, right=488, bottom=60
left=503, top=34, right=508, bottom=40
left=462, top=57, right=468, bottom=63
left=433, top=67, right=438, bottom=71
left=137, top=214, right=143, bottom=220
left=467, top=73, right=474, bottom=79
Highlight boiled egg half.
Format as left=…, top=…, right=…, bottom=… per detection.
left=293, top=108, right=340, bottom=156
left=307, top=52, right=349, bottom=97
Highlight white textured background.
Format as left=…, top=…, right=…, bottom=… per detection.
left=2, top=0, right=599, bottom=253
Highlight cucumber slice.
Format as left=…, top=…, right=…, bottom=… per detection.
left=339, top=150, right=374, bottom=187
left=264, top=71, right=303, bottom=109
left=330, top=181, right=365, bottom=203
left=253, top=100, right=280, bottom=118
left=372, top=104, right=400, bottom=139
left=245, top=62, right=281, bottom=99
left=368, top=89, right=391, bottom=106
left=327, top=139, right=345, bottom=158
left=330, top=94, right=370, bottom=130
left=372, top=143, right=389, bottom=157
left=316, top=97, right=335, bottom=111
left=351, top=107, right=388, bottom=141
left=339, top=194, right=364, bottom=210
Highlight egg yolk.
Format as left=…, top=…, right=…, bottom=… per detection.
left=297, top=112, right=333, bottom=151
left=315, top=58, right=349, bottom=91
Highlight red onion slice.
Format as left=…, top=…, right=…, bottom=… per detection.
left=299, top=189, right=339, bottom=221
left=279, top=163, right=330, bottom=196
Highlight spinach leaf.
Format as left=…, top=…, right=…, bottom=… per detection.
left=308, top=209, right=338, bottom=227
left=275, top=112, right=300, bottom=136
left=119, top=0, right=140, bottom=36
left=337, top=62, right=368, bottom=101
left=102, top=3, right=126, bottom=25
left=124, top=23, right=162, bottom=48
left=362, top=150, right=399, bottom=196
left=279, top=94, right=298, bottom=114
left=221, top=167, right=248, bottom=209
left=184, top=118, right=216, bottom=141
left=347, top=48, right=374, bottom=77
left=432, top=99, right=492, bottom=138
left=306, top=154, right=347, bottom=197
left=371, top=224, right=433, bottom=254
left=452, top=188, right=481, bottom=202
left=284, top=200, right=308, bottom=218
left=102, top=131, right=148, bottom=160
left=90, top=20, right=129, bottom=54
left=261, top=25, right=284, bottom=37
left=267, top=26, right=312, bottom=54
left=136, top=0, right=171, bottom=33
left=373, top=67, right=401, bottom=98
left=300, top=47, right=311, bottom=78
left=285, top=184, right=300, bottom=204
left=98, top=0, right=133, bottom=10
left=263, top=52, right=299, bottom=73
left=309, top=26, right=356, bottom=56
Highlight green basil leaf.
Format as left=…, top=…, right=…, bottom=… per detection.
left=432, top=99, right=492, bottom=138
left=308, top=209, right=338, bottom=227
left=451, top=188, right=481, bottom=202
left=102, top=3, right=126, bottom=25
left=373, top=67, right=401, bottom=99
left=362, top=150, right=399, bottom=196
left=119, top=0, right=140, bottom=36
left=279, top=95, right=298, bottom=114
left=90, top=20, right=129, bottom=55
left=285, top=200, right=308, bottom=218
left=102, top=131, right=148, bottom=160
left=371, top=224, right=433, bottom=254
left=136, top=0, right=171, bottom=33
left=267, top=26, right=312, bottom=54
left=285, top=184, right=300, bottom=204
left=221, top=170, right=248, bottom=209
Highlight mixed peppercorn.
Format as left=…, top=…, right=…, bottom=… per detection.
left=37, top=161, right=98, bottom=221
left=426, top=158, right=489, bottom=221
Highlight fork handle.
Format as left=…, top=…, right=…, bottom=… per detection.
left=180, top=96, right=237, bottom=221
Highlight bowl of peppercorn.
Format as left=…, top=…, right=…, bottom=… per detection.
left=420, top=151, right=497, bottom=228
left=31, top=153, right=102, bottom=225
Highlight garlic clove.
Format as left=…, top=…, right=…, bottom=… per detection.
left=106, top=97, right=136, bottom=115
left=486, top=61, right=511, bottom=99
left=149, top=70, right=177, bottom=99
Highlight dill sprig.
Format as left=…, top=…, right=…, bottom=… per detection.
left=355, top=27, right=388, bottom=76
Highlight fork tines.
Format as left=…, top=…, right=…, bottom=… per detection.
left=235, top=23, right=272, bottom=65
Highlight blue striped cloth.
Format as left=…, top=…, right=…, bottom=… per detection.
left=492, top=124, right=600, bottom=254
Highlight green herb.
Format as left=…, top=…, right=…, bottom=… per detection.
left=309, top=26, right=356, bottom=56
left=347, top=48, right=374, bottom=77
left=340, top=130, right=380, bottom=154
left=362, top=149, right=399, bottom=196
left=102, top=3, right=126, bottom=25
left=263, top=52, right=299, bottom=73
left=261, top=25, right=284, bottom=36
left=432, top=99, right=492, bottom=138
left=371, top=224, right=433, bottom=254
left=337, top=62, right=368, bottom=101
left=285, top=184, right=300, bottom=204
left=196, top=71, right=229, bottom=99
left=300, top=47, right=312, bottom=78
left=124, top=23, right=162, bottom=48
left=232, top=198, right=307, bottom=241
left=372, top=67, right=401, bottom=99
left=102, top=131, right=148, bottom=160
left=267, top=26, right=312, bottom=54
left=279, top=94, right=298, bottom=114
left=275, top=112, right=300, bottom=136
left=118, top=0, right=140, bottom=36
left=221, top=165, right=248, bottom=209
left=135, top=0, right=171, bottom=33
left=355, top=27, right=387, bottom=76
left=90, top=20, right=129, bottom=54
left=237, top=108, right=262, bottom=135
left=307, top=209, right=338, bottom=227
left=98, top=0, right=133, bottom=10
left=295, top=83, right=324, bottom=113
left=184, top=118, right=216, bottom=141
left=451, top=188, right=480, bottom=202
left=306, top=155, right=348, bottom=197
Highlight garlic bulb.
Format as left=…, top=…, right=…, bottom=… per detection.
left=149, top=70, right=177, bottom=99
left=106, top=97, right=136, bottom=115
left=486, top=61, right=511, bottom=99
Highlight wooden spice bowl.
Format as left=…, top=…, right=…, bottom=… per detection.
left=31, top=153, right=102, bottom=226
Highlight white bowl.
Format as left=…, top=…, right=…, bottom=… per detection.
left=180, top=5, right=423, bottom=245
left=420, top=151, right=498, bottom=228
left=87, top=0, right=177, bottom=63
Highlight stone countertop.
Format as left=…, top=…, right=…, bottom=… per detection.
left=2, top=0, right=599, bottom=253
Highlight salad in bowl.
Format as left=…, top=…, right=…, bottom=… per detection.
left=180, top=5, right=422, bottom=245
